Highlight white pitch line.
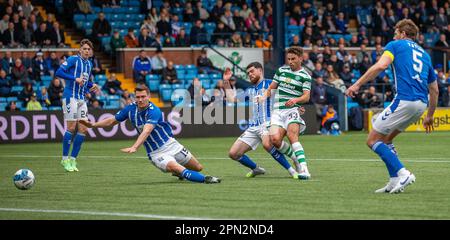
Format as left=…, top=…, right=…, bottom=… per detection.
left=0, top=207, right=217, bottom=220
left=0, top=155, right=449, bottom=163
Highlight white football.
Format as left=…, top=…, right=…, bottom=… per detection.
left=13, top=169, right=35, bottom=190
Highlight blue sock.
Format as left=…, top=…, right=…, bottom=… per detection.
left=181, top=169, right=205, bottom=183
left=372, top=141, right=404, bottom=177
left=70, top=133, right=85, bottom=158
left=238, top=155, right=257, bottom=170
left=269, top=147, right=291, bottom=170
left=62, top=131, right=72, bottom=158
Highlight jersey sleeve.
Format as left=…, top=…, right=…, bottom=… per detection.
left=427, top=64, right=437, bottom=84
left=302, top=74, right=312, bottom=91
left=383, top=41, right=396, bottom=61
left=115, top=105, right=131, bottom=122
left=60, top=56, right=76, bottom=71
left=272, top=69, right=281, bottom=83
left=145, top=104, right=162, bottom=125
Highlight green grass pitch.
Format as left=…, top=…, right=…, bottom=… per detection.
left=1, top=132, right=450, bottom=219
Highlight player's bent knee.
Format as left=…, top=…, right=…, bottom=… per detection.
left=228, top=151, right=241, bottom=161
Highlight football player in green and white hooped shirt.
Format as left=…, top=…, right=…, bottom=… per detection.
left=264, top=47, right=312, bottom=179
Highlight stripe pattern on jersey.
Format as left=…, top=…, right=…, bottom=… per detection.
left=272, top=66, right=312, bottom=110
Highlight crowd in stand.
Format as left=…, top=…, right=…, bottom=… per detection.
left=0, top=0, right=67, bottom=48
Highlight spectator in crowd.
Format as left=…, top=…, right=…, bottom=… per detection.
left=188, top=77, right=212, bottom=106
left=21, top=0, right=34, bottom=19
left=124, top=28, right=138, bottom=48
left=151, top=49, right=167, bottom=75
left=26, top=92, right=42, bottom=111
left=324, top=64, right=345, bottom=93
left=242, top=33, right=252, bottom=47
left=110, top=30, right=126, bottom=54
left=32, top=51, right=47, bottom=83
left=138, top=28, right=154, bottom=48
left=147, top=7, right=160, bottom=26
left=320, top=104, right=340, bottom=135
left=1, top=51, right=14, bottom=75
left=221, top=8, right=236, bottom=32
left=77, top=0, right=93, bottom=14
left=50, top=21, right=66, bottom=47
left=132, top=50, right=151, bottom=84
left=102, top=73, right=123, bottom=96
left=6, top=100, right=20, bottom=111
left=163, top=36, right=175, bottom=47
left=197, top=49, right=219, bottom=74
left=335, top=12, right=348, bottom=34
left=18, top=19, right=33, bottom=47
left=190, top=19, right=208, bottom=45
left=183, top=2, right=198, bottom=23
left=90, top=54, right=104, bottom=75
left=45, top=52, right=60, bottom=77
left=18, top=82, right=33, bottom=103
left=290, top=35, right=302, bottom=47
left=302, top=52, right=315, bottom=75
left=12, top=58, right=29, bottom=85
left=32, top=22, right=52, bottom=47
left=2, top=22, right=20, bottom=47
left=120, top=90, right=132, bottom=108
left=327, top=54, right=344, bottom=74
left=212, top=21, right=230, bottom=44
left=361, top=86, right=382, bottom=108
left=0, top=69, right=11, bottom=97
left=339, top=64, right=354, bottom=88
left=38, top=86, right=51, bottom=107
left=175, top=28, right=190, bottom=47
left=230, top=32, right=243, bottom=47
left=140, top=16, right=157, bottom=38
left=92, top=12, right=111, bottom=46
left=358, top=55, right=372, bottom=75
left=0, top=15, right=10, bottom=34
left=436, top=7, right=448, bottom=32
left=311, top=76, right=328, bottom=130
left=312, top=61, right=326, bottom=79
left=197, top=2, right=210, bottom=21
left=233, top=9, right=245, bottom=32
left=48, top=77, right=64, bottom=106
left=162, top=61, right=179, bottom=84
left=255, top=34, right=271, bottom=48
left=156, top=10, right=172, bottom=37
left=210, top=0, right=225, bottom=23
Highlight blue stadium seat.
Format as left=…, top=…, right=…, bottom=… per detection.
left=0, top=102, right=7, bottom=111
left=129, top=0, right=140, bottom=7
left=171, top=83, right=184, bottom=90
left=160, top=88, right=173, bottom=102
left=347, top=102, right=359, bottom=113
left=49, top=106, right=62, bottom=111
left=86, top=14, right=97, bottom=21
left=146, top=74, right=160, bottom=81
left=7, top=97, right=18, bottom=102
left=209, top=73, right=221, bottom=80
left=198, top=73, right=209, bottom=81
left=148, top=80, right=160, bottom=92
left=184, top=73, right=197, bottom=80
left=111, top=14, right=122, bottom=21
left=15, top=101, right=23, bottom=109
left=103, top=8, right=114, bottom=14
left=202, top=80, right=211, bottom=89
left=95, top=74, right=107, bottom=81
left=384, top=101, right=392, bottom=108
left=105, top=100, right=120, bottom=109
left=91, top=6, right=101, bottom=13
left=73, top=14, right=85, bottom=21
left=0, top=97, right=7, bottom=102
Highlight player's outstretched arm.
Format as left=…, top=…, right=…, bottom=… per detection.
left=346, top=54, right=392, bottom=97
left=121, top=124, right=155, bottom=153
left=263, top=81, right=278, bottom=100
left=423, top=81, right=439, bottom=133
left=285, top=90, right=311, bottom=107
left=79, top=117, right=119, bottom=128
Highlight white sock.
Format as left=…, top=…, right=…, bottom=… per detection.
left=62, top=156, right=68, bottom=160
left=291, top=142, right=306, bottom=163
left=397, top=168, right=410, bottom=176
left=288, top=167, right=297, bottom=176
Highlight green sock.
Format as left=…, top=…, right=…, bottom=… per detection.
left=278, top=141, right=297, bottom=161
left=291, top=142, right=306, bottom=163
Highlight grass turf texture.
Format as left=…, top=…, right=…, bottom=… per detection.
left=1, top=132, right=450, bottom=219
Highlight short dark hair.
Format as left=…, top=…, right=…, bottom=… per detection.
left=80, top=39, right=94, bottom=50
left=135, top=86, right=150, bottom=95
left=246, top=62, right=263, bottom=70
left=286, top=46, right=303, bottom=56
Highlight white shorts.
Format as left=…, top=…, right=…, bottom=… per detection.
left=148, top=138, right=193, bottom=172
left=238, top=123, right=269, bottom=150
left=372, top=99, right=427, bottom=135
left=62, top=98, right=88, bottom=121
left=270, top=108, right=306, bottom=134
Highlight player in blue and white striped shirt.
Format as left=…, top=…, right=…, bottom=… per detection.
left=79, top=86, right=221, bottom=184
left=346, top=19, right=439, bottom=194
left=224, top=63, right=300, bottom=179
left=55, top=39, right=99, bottom=172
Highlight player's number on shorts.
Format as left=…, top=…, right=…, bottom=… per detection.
left=81, top=110, right=87, bottom=118
left=412, top=50, right=423, bottom=73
